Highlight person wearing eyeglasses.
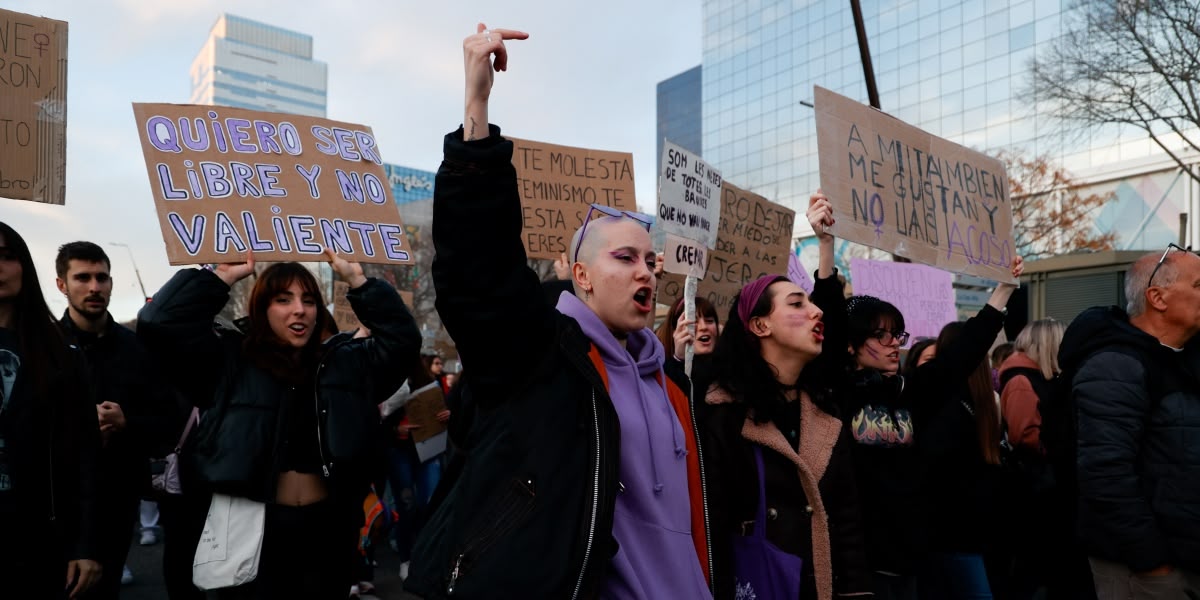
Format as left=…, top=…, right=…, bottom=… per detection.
left=408, top=25, right=712, bottom=600
left=807, top=191, right=1024, bottom=599
left=1057, top=245, right=1200, bottom=599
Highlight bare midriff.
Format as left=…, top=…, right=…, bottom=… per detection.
left=275, top=470, right=328, bottom=506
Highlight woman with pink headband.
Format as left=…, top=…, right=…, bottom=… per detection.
left=702, top=269, right=872, bottom=599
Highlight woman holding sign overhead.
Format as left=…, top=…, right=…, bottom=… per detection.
left=137, top=250, right=419, bottom=599
left=807, top=190, right=1023, bottom=599
left=408, top=24, right=712, bottom=599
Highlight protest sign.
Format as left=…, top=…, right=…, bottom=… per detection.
left=406, top=384, right=447, bottom=444
left=788, top=253, right=814, bottom=294
left=509, top=137, right=636, bottom=260
left=815, top=86, right=1016, bottom=283
left=660, top=182, right=795, bottom=314
left=0, top=10, right=67, bottom=205
left=131, top=103, right=414, bottom=265
left=659, top=140, right=722, bottom=256
left=849, top=257, right=957, bottom=344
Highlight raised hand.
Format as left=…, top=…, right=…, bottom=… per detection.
left=212, top=251, right=255, bottom=287
left=324, top=247, right=367, bottom=289
left=807, top=189, right=835, bottom=242
left=989, top=256, right=1025, bottom=310
left=554, top=252, right=572, bottom=281
left=673, top=314, right=694, bottom=362
left=463, top=23, right=529, bottom=141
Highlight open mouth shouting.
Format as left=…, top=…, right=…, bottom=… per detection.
left=633, top=287, right=653, bottom=314
left=812, top=321, right=825, bottom=343
left=287, top=322, right=310, bottom=338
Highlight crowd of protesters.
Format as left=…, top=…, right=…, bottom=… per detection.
left=2, top=23, right=1199, bottom=600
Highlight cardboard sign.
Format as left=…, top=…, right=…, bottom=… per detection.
left=405, top=384, right=447, bottom=444
left=815, top=86, right=1016, bottom=283
left=658, top=140, right=722, bottom=253
left=509, top=137, right=636, bottom=260
left=660, top=182, right=796, bottom=314
left=788, top=252, right=814, bottom=294
left=0, top=10, right=67, bottom=205
left=332, top=280, right=413, bottom=332
left=664, top=233, right=708, bottom=278
left=131, top=103, right=414, bottom=265
left=849, top=257, right=957, bottom=344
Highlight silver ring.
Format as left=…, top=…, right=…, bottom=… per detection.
left=484, top=29, right=492, bottom=42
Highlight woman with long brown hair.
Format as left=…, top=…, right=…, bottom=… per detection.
left=138, top=249, right=420, bottom=599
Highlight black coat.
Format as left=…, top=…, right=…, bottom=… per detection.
left=1060, top=306, right=1200, bottom=572
left=703, top=394, right=871, bottom=599
left=408, top=126, right=710, bottom=600
left=0, top=334, right=101, bottom=562
left=136, top=268, right=419, bottom=502
left=58, top=313, right=174, bottom=494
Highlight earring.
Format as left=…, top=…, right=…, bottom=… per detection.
left=584, top=288, right=592, bottom=301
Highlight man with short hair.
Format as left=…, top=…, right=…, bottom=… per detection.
left=1059, top=245, right=1200, bottom=599
left=55, top=241, right=170, bottom=599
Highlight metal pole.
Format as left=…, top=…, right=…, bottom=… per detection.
left=850, top=0, right=881, bottom=109
left=109, top=242, right=149, bottom=300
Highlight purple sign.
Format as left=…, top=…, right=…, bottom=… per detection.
left=850, top=258, right=956, bottom=345
left=788, top=253, right=814, bottom=294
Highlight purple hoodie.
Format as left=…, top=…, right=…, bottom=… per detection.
left=556, top=292, right=711, bottom=599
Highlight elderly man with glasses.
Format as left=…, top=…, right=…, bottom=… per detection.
left=1058, top=244, right=1200, bottom=599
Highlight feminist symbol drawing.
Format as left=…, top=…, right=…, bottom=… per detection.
left=33, top=33, right=50, bottom=57
left=870, top=192, right=885, bottom=240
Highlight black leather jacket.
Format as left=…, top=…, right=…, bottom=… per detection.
left=137, top=268, right=420, bottom=502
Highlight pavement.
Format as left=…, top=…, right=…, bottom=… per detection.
left=122, top=531, right=421, bottom=600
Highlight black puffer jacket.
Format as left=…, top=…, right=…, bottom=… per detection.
left=1060, top=306, right=1200, bottom=572
left=409, top=126, right=711, bottom=600
left=137, top=269, right=420, bottom=502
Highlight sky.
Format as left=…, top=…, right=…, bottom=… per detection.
left=3, top=0, right=703, bottom=322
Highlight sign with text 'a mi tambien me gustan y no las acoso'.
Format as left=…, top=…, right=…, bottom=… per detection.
left=509, top=136, right=636, bottom=261
left=132, top=103, right=413, bottom=265
left=814, top=86, right=1017, bottom=284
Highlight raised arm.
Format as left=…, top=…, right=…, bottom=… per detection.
left=919, top=257, right=1023, bottom=384
left=137, top=255, right=254, bottom=409
left=434, top=26, right=552, bottom=405
left=806, top=191, right=848, bottom=377
left=327, top=249, right=421, bottom=395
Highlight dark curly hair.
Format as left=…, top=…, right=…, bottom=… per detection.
left=846, top=295, right=906, bottom=359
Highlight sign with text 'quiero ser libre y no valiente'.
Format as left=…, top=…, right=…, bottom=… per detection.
left=509, top=137, right=636, bottom=261
left=1, top=9, right=68, bottom=205
left=815, top=86, right=1017, bottom=284
left=132, top=103, right=414, bottom=266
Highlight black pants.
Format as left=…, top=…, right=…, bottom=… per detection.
left=87, top=491, right=140, bottom=600
left=212, top=498, right=358, bottom=600
left=160, top=492, right=208, bottom=600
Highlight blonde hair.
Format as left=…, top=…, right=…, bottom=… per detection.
left=1014, top=319, right=1066, bottom=380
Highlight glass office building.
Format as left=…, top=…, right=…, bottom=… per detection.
left=190, top=14, right=328, bottom=117
left=657, top=66, right=704, bottom=167
left=687, top=0, right=1196, bottom=250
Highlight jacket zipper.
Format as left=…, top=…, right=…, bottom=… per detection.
left=689, top=387, right=713, bottom=594
left=570, top=389, right=601, bottom=600
left=313, top=362, right=330, bottom=477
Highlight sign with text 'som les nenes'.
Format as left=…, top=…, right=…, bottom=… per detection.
left=132, top=103, right=413, bottom=265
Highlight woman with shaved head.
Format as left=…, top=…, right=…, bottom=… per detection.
left=408, top=24, right=712, bottom=600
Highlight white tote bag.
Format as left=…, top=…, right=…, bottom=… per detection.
left=192, top=493, right=266, bottom=590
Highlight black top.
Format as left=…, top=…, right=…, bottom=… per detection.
left=280, top=382, right=323, bottom=474
left=0, top=327, right=19, bottom=513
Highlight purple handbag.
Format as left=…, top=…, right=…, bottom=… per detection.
left=731, top=444, right=803, bottom=599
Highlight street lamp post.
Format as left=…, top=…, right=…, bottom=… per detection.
left=109, top=242, right=149, bottom=301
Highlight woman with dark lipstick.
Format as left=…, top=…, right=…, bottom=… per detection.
left=702, top=271, right=872, bottom=599
left=806, top=190, right=1023, bottom=599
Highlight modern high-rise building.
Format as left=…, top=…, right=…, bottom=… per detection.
left=190, top=14, right=328, bottom=117
left=656, top=66, right=704, bottom=167
left=662, top=0, right=1198, bottom=254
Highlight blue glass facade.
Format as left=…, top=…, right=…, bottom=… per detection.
left=693, top=0, right=1191, bottom=250
left=657, top=66, right=703, bottom=168
left=384, top=163, right=436, bottom=206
